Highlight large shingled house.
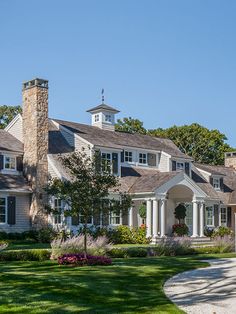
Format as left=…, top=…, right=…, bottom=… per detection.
left=1, top=78, right=236, bottom=241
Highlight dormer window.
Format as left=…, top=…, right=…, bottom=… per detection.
left=105, top=114, right=112, bottom=123
left=125, top=151, right=133, bottom=163
left=176, top=162, right=184, bottom=171
left=4, top=156, right=16, bottom=170
left=94, top=114, right=100, bottom=122
left=213, top=178, right=220, bottom=190
left=139, top=153, right=147, bottom=164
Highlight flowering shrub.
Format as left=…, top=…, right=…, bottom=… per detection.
left=214, top=235, right=234, bottom=253
left=0, top=241, right=8, bottom=251
left=58, top=254, right=112, bottom=266
left=212, top=226, right=234, bottom=239
left=172, top=224, right=189, bottom=236
left=51, top=235, right=112, bottom=259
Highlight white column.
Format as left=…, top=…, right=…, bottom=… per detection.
left=219, top=206, right=221, bottom=227
left=199, top=202, right=205, bottom=237
left=192, top=200, right=199, bottom=237
left=160, top=198, right=166, bottom=237
left=128, top=207, right=133, bottom=227
left=146, top=199, right=152, bottom=238
left=152, top=199, right=158, bottom=237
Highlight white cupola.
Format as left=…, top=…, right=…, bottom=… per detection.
left=87, top=103, right=120, bottom=131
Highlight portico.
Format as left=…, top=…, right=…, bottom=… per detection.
left=130, top=172, right=210, bottom=239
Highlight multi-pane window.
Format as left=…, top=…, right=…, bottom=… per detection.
left=110, top=211, right=121, bottom=225
left=205, top=206, right=214, bottom=226
left=213, top=178, right=220, bottom=190
left=101, top=153, right=112, bottom=173
left=54, top=198, right=63, bottom=224
left=94, top=114, right=99, bottom=122
left=139, top=153, right=147, bottom=164
left=220, top=208, right=227, bottom=226
left=4, top=156, right=16, bottom=170
left=124, top=151, right=133, bottom=163
left=176, top=162, right=184, bottom=170
left=0, top=198, right=6, bottom=223
left=105, top=114, right=112, bottom=122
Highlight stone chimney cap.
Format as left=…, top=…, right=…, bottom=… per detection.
left=22, top=78, right=48, bottom=90
left=225, top=152, right=236, bottom=158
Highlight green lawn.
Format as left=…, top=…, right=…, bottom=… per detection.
left=0, top=256, right=209, bottom=314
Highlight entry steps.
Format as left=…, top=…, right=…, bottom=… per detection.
left=152, top=237, right=213, bottom=247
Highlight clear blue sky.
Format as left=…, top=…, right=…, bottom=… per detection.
left=1, top=0, right=236, bottom=145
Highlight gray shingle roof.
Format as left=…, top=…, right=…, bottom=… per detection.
left=48, top=120, right=74, bottom=154
left=0, top=130, right=23, bottom=153
left=86, top=104, right=120, bottom=113
left=0, top=174, right=31, bottom=192
left=118, top=167, right=178, bottom=193
left=194, top=163, right=226, bottom=176
left=53, top=118, right=192, bottom=159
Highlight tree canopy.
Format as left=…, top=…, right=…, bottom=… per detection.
left=0, top=105, right=22, bottom=129
left=115, top=117, right=233, bottom=165
left=115, top=117, right=146, bottom=134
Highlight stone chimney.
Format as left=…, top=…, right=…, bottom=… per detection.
left=22, top=78, right=49, bottom=228
left=224, top=152, right=236, bottom=169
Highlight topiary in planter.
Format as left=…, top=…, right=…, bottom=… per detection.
left=172, top=223, right=189, bottom=236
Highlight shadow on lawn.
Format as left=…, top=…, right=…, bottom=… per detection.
left=0, top=257, right=206, bottom=314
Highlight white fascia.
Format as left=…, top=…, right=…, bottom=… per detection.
left=48, top=155, right=63, bottom=180
left=195, top=166, right=212, bottom=177
left=155, top=171, right=208, bottom=199
left=4, top=113, right=22, bottom=131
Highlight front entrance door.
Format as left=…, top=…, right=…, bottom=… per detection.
left=185, top=203, right=193, bottom=235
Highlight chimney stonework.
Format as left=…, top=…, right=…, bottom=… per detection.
left=225, top=152, right=236, bottom=169
left=22, top=78, right=49, bottom=228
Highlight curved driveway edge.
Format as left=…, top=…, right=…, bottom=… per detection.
left=164, top=258, right=236, bottom=314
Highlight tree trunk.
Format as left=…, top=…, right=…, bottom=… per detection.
left=83, top=219, right=87, bottom=258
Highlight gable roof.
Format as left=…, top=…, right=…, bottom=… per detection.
left=53, top=118, right=192, bottom=159
left=48, top=120, right=74, bottom=154
left=194, top=163, right=226, bottom=176
left=0, top=130, right=23, bottom=153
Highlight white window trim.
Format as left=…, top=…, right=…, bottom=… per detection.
left=94, top=114, right=100, bottom=123
left=53, top=198, right=64, bottom=226
left=124, top=151, right=133, bottom=163
left=109, top=211, right=122, bottom=226
left=4, top=156, right=16, bottom=171
left=0, top=196, right=7, bottom=224
left=220, top=207, right=227, bottom=226
left=205, top=205, right=215, bottom=227
left=138, top=153, right=147, bottom=165
left=176, top=162, right=184, bottom=171
left=213, top=177, right=220, bottom=190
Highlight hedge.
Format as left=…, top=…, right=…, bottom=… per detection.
left=0, top=249, right=51, bottom=261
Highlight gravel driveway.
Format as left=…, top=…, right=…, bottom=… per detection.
left=164, top=258, right=236, bottom=314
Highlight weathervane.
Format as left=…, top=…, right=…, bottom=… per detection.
left=101, top=88, right=105, bottom=104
